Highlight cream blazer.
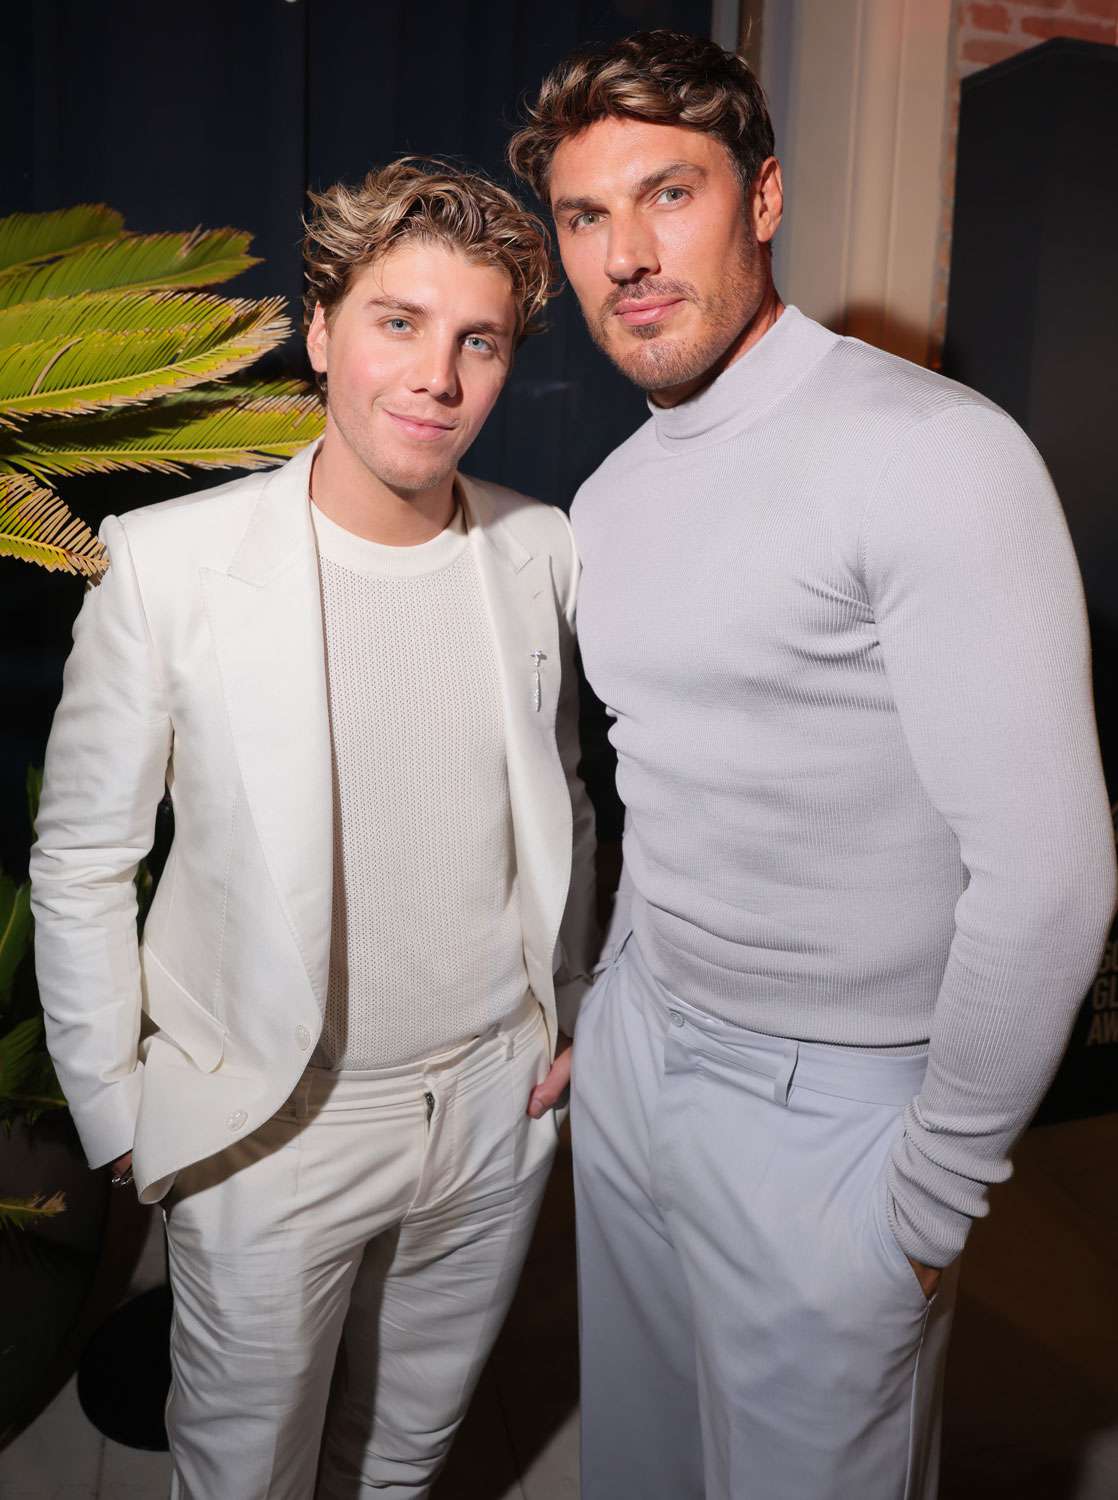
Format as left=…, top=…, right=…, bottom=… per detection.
left=30, top=444, right=597, bottom=1203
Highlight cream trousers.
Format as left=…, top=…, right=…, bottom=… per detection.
left=164, top=993, right=556, bottom=1499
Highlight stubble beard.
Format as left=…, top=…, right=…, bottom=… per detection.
left=330, top=397, right=461, bottom=498
left=588, top=244, right=763, bottom=395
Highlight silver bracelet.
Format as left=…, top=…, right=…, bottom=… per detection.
left=110, top=1165, right=134, bottom=1187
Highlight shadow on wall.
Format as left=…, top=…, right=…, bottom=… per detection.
left=810, top=302, right=943, bottom=371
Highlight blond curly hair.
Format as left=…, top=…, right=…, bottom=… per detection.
left=507, top=30, right=775, bottom=201
left=302, top=157, right=554, bottom=341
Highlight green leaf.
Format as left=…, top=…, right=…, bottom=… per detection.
left=0, top=1046, right=67, bottom=1123
left=0, top=876, right=31, bottom=1003
left=0, top=1016, right=46, bottom=1099
left=0, top=1192, right=66, bottom=1231
left=0, top=287, right=254, bottom=351
left=0, top=294, right=290, bottom=421
left=0, top=472, right=107, bottom=577
left=157, top=377, right=317, bottom=407
left=1, top=382, right=324, bottom=479
left=0, top=227, right=258, bottom=308
left=0, top=205, right=124, bottom=274
left=26, top=766, right=43, bottom=831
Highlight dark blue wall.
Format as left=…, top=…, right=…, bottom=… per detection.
left=1, top=0, right=714, bottom=868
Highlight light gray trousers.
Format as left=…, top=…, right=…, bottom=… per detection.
left=572, top=935, right=958, bottom=1500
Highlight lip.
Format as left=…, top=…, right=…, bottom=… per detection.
left=383, top=409, right=457, bottom=440
left=614, top=297, right=685, bottom=327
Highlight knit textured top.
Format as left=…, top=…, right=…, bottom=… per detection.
left=571, top=306, right=1115, bottom=1265
left=310, top=501, right=528, bottom=1070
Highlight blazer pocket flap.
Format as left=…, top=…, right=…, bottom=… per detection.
left=141, top=950, right=225, bottom=1073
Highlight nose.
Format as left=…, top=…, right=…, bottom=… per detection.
left=604, top=210, right=659, bottom=286
left=409, top=339, right=459, bottom=402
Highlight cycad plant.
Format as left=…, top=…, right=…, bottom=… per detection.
left=0, top=203, right=324, bottom=577
left=1, top=770, right=67, bottom=1234
left=0, top=206, right=322, bottom=1229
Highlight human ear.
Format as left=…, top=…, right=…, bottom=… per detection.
left=306, top=303, right=330, bottom=374
left=753, top=158, right=784, bottom=246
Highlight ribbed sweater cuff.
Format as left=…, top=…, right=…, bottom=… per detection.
left=886, top=1136, right=987, bottom=1267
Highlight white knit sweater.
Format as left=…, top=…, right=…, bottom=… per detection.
left=310, top=501, right=528, bottom=1070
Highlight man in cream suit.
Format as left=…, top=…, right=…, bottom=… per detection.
left=31, top=158, right=596, bottom=1499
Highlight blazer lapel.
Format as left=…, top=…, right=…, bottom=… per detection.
left=200, top=444, right=333, bottom=1007
left=459, top=476, right=572, bottom=985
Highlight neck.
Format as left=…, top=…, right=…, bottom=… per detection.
left=651, top=282, right=785, bottom=410
left=310, top=420, right=455, bottom=545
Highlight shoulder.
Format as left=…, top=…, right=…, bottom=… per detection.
left=109, top=443, right=319, bottom=584
left=460, top=471, right=578, bottom=610
left=461, top=472, right=574, bottom=553
left=817, top=335, right=1024, bottom=454
left=112, top=462, right=275, bottom=564
left=571, top=416, right=657, bottom=524
left=847, top=351, right=1063, bottom=580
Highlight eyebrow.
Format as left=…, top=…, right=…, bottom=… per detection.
left=363, top=295, right=427, bottom=317
left=363, top=296, right=511, bottom=338
left=464, top=319, right=512, bottom=337
left=552, top=160, right=708, bottom=218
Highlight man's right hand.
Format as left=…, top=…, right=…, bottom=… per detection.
left=111, top=1150, right=133, bottom=1180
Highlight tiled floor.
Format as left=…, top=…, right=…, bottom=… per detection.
left=3, top=1117, right=1116, bottom=1499
left=0, top=1183, right=173, bottom=1500
left=0, top=1139, right=580, bottom=1500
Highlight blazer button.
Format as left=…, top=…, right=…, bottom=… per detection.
left=295, top=1025, right=312, bottom=1050
left=226, top=1109, right=248, bottom=1131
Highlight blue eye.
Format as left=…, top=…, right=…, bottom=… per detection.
left=464, top=335, right=494, bottom=353
left=386, top=317, right=410, bottom=332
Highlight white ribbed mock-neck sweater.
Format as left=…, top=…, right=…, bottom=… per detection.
left=571, top=305, right=1115, bottom=1266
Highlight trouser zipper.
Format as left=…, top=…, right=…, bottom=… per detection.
left=424, top=1090, right=435, bottom=1123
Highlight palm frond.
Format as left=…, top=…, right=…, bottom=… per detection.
left=0, top=1015, right=47, bottom=1100
left=0, top=1046, right=66, bottom=1123
left=0, top=286, right=263, bottom=351
left=174, top=378, right=318, bottom=407
left=0, top=472, right=106, bottom=577
left=0, top=228, right=258, bottom=309
left=2, top=383, right=323, bottom=479
left=0, top=1193, right=66, bottom=1231
left=0, top=296, right=290, bottom=421
left=0, top=205, right=124, bottom=274
left=0, top=875, right=32, bottom=1003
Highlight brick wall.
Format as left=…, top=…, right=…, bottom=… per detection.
left=931, top=0, right=1118, bottom=362
left=959, top=0, right=1118, bottom=73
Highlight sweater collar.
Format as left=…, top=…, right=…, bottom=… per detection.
left=649, top=305, right=838, bottom=453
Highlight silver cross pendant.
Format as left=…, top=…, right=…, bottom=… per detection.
left=530, top=650, right=548, bottom=712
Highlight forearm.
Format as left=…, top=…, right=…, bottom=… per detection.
left=32, top=880, right=148, bottom=1166
left=554, top=685, right=599, bottom=1033
left=553, top=512, right=600, bottom=1033
left=30, top=514, right=171, bottom=1167
left=889, top=865, right=1113, bottom=1265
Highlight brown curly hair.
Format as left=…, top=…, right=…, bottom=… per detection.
left=507, top=30, right=775, bottom=201
left=302, top=157, right=554, bottom=342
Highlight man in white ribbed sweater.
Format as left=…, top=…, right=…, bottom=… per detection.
left=510, top=31, right=1116, bottom=1500
left=31, top=161, right=596, bottom=1498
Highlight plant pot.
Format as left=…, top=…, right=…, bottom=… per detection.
left=0, top=1112, right=108, bottom=1441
